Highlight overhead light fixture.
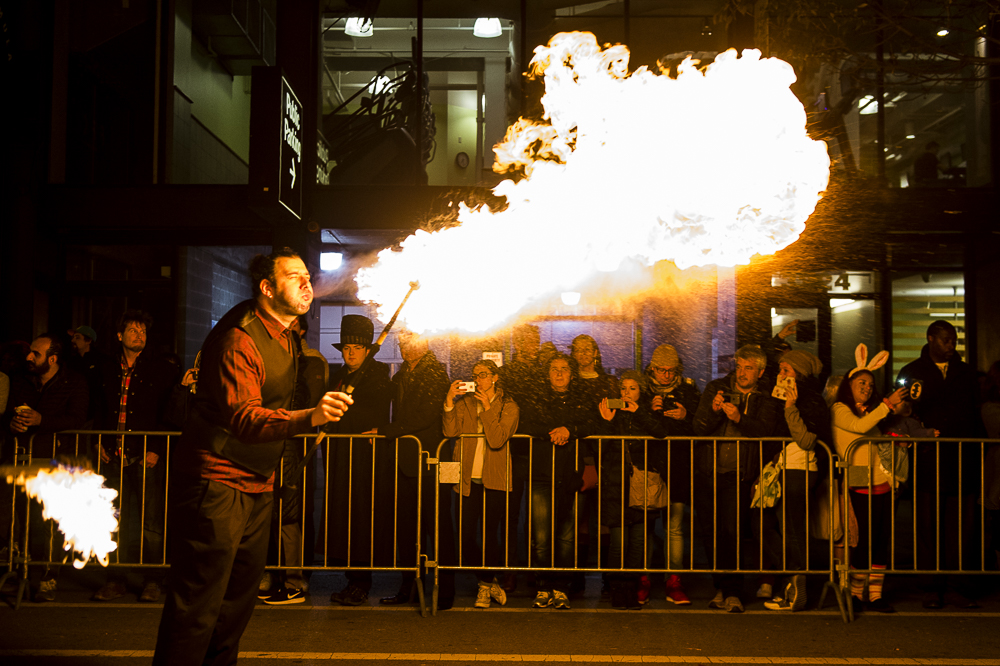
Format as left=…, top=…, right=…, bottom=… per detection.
left=320, top=252, right=343, bottom=271
left=560, top=291, right=581, bottom=306
left=906, top=134, right=916, bottom=139
left=937, top=28, right=949, bottom=37
left=702, top=21, right=713, bottom=37
left=473, top=18, right=502, bottom=38
left=345, top=17, right=373, bottom=38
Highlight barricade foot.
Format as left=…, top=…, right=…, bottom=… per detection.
left=820, top=579, right=850, bottom=623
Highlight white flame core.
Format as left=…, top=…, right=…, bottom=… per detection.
left=356, top=32, right=830, bottom=334
left=19, top=466, right=119, bottom=568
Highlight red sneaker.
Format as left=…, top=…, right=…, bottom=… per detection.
left=665, top=574, right=691, bottom=605
left=637, top=575, right=651, bottom=605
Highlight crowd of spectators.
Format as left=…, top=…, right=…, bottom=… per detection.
left=2, top=314, right=998, bottom=615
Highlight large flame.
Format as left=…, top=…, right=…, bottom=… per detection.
left=14, top=465, right=119, bottom=568
left=357, top=32, right=829, bottom=334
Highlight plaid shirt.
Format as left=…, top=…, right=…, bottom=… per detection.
left=115, top=356, right=137, bottom=461
left=191, top=304, right=313, bottom=493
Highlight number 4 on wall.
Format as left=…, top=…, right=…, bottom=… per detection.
left=834, top=273, right=851, bottom=291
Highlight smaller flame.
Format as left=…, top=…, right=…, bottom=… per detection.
left=15, top=465, right=119, bottom=569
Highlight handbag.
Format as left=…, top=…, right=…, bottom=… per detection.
left=751, top=461, right=782, bottom=509
left=629, top=465, right=669, bottom=509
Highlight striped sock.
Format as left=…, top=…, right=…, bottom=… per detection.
left=850, top=571, right=866, bottom=599
left=868, top=565, right=886, bottom=602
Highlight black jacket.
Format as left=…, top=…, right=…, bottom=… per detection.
left=5, top=366, right=89, bottom=458
left=382, top=351, right=449, bottom=477
left=517, top=384, right=593, bottom=489
left=648, top=377, right=701, bottom=502
left=692, top=374, right=781, bottom=480
left=97, top=350, right=179, bottom=457
left=897, top=345, right=983, bottom=495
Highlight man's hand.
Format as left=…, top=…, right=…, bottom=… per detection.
left=310, top=391, right=354, bottom=426
left=720, top=401, right=741, bottom=423
left=651, top=396, right=664, bottom=411
left=10, top=406, right=40, bottom=432
left=549, top=426, right=570, bottom=446
left=711, top=390, right=725, bottom=413
left=663, top=402, right=686, bottom=420
left=778, top=319, right=799, bottom=340
left=145, top=452, right=159, bottom=468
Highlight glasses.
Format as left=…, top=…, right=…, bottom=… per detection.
left=652, top=366, right=677, bottom=375
left=473, top=372, right=493, bottom=380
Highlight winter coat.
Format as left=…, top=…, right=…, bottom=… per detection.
left=97, top=350, right=179, bottom=458
left=517, top=384, right=593, bottom=492
left=897, top=345, right=983, bottom=496
left=382, top=351, right=450, bottom=478
left=646, top=377, right=701, bottom=503
left=444, top=389, right=519, bottom=495
left=692, top=373, right=781, bottom=480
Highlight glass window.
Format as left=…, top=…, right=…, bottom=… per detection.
left=891, top=272, right=965, bottom=376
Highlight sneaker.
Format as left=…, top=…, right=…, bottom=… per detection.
left=533, top=590, right=553, bottom=608
left=764, top=596, right=793, bottom=611
left=756, top=583, right=773, bottom=599
left=92, top=581, right=126, bottom=602
left=789, top=575, right=806, bottom=612
left=139, top=581, right=162, bottom=603
left=332, top=584, right=369, bottom=606
left=708, top=589, right=725, bottom=609
left=36, top=578, right=56, bottom=603
left=665, top=575, right=691, bottom=605
left=552, top=589, right=571, bottom=610
left=636, top=575, right=650, bottom=605
left=724, top=596, right=744, bottom=613
left=489, top=578, right=507, bottom=606
left=258, top=572, right=273, bottom=599
left=263, top=587, right=305, bottom=605
left=475, top=583, right=492, bottom=608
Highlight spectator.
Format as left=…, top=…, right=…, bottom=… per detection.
left=595, top=370, right=668, bottom=610
left=693, top=344, right=780, bottom=613
left=92, top=311, right=178, bottom=603
left=645, top=343, right=701, bottom=605
left=66, top=324, right=107, bottom=424
left=152, top=248, right=351, bottom=665
left=517, top=354, right=591, bottom=610
left=5, top=333, right=89, bottom=602
left=830, top=345, right=908, bottom=614
left=896, top=320, right=984, bottom=609
left=444, top=359, right=519, bottom=608
left=325, top=315, right=391, bottom=607
left=374, top=331, right=455, bottom=610
left=762, top=350, right=829, bottom=612
left=914, top=141, right=941, bottom=185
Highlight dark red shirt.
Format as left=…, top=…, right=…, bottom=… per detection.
left=192, top=303, right=314, bottom=493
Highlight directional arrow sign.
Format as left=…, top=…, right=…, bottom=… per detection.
left=278, top=76, right=303, bottom=219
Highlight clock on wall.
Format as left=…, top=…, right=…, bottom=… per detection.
left=455, top=151, right=470, bottom=168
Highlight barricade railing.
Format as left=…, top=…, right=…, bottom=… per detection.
left=0, top=430, right=431, bottom=614
left=432, top=434, right=847, bottom=620
left=839, top=436, right=1000, bottom=621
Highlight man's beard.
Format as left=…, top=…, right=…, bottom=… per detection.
left=31, top=357, right=52, bottom=375
left=273, top=291, right=310, bottom=318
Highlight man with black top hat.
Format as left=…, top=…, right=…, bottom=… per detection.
left=325, top=314, right=392, bottom=606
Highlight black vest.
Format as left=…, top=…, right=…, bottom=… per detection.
left=186, top=301, right=299, bottom=477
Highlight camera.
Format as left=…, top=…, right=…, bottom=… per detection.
left=722, top=392, right=743, bottom=407
left=458, top=381, right=476, bottom=393
left=607, top=398, right=625, bottom=410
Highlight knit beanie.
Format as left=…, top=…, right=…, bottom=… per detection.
left=781, top=349, right=822, bottom=378
left=651, top=344, right=680, bottom=369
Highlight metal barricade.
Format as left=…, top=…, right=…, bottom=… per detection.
left=839, top=436, right=1000, bottom=622
left=0, top=430, right=433, bottom=615
left=432, top=434, right=847, bottom=621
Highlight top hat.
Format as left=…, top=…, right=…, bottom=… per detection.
left=333, top=315, right=375, bottom=351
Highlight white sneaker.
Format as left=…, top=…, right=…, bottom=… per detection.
left=533, top=590, right=553, bottom=608
left=489, top=578, right=507, bottom=606
left=552, top=589, right=571, bottom=609
left=475, top=583, right=492, bottom=608
left=708, top=589, right=725, bottom=609
left=756, top=583, right=773, bottom=599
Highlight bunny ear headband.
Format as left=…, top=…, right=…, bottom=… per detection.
left=849, top=343, right=889, bottom=378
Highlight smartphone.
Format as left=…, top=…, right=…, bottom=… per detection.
left=607, top=398, right=625, bottom=409
left=458, top=381, right=476, bottom=393
left=771, top=375, right=794, bottom=400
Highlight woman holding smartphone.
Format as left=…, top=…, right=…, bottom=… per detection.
left=443, top=360, right=519, bottom=609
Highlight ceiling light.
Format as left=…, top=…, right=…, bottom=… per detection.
left=473, top=18, right=502, bottom=38
left=345, top=17, right=373, bottom=38
left=320, top=252, right=343, bottom=271
left=560, top=291, right=581, bottom=306
left=906, top=134, right=916, bottom=139
left=937, top=28, right=949, bottom=37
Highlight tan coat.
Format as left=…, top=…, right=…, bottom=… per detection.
left=443, top=389, right=519, bottom=495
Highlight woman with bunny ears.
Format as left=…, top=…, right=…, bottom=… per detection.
left=831, top=344, right=909, bottom=613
